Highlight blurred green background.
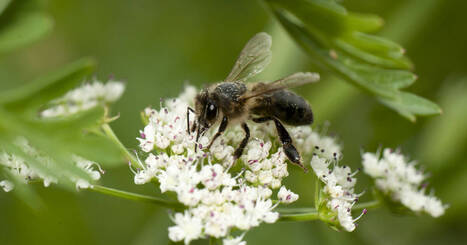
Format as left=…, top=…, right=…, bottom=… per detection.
left=1, top=0, right=467, bottom=244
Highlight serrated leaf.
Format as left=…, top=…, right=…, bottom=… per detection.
left=395, top=92, right=442, bottom=115
left=2, top=170, right=44, bottom=210
left=270, top=0, right=346, bottom=38
left=0, top=137, right=83, bottom=190
left=0, top=0, right=53, bottom=54
left=345, top=12, right=383, bottom=33
left=268, top=0, right=410, bottom=69
left=0, top=110, right=94, bottom=185
left=1, top=106, right=121, bottom=170
left=266, top=0, right=442, bottom=121
left=379, top=92, right=442, bottom=122
left=335, top=38, right=411, bottom=69
left=35, top=109, right=122, bottom=166
left=273, top=13, right=396, bottom=98
left=35, top=106, right=106, bottom=132
left=346, top=61, right=417, bottom=89
left=0, top=58, right=123, bottom=204
left=0, top=2, right=123, bottom=205
left=349, top=32, right=405, bottom=60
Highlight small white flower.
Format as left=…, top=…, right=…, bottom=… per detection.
left=75, top=179, right=92, bottom=190
left=223, top=235, right=247, bottom=245
left=424, top=195, right=446, bottom=218
left=291, top=127, right=342, bottom=161
left=0, top=180, right=14, bottom=192
left=138, top=123, right=156, bottom=152
left=258, top=170, right=273, bottom=185
left=362, top=148, right=447, bottom=217
left=277, top=186, right=299, bottom=204
left=169, top=211, right=203, bottom=244
left=40, top=78, right=125, bottom=118
left=361, top=152, right=385, bottom=177
left=73, top=155, right=103, bottom=181
left=103, top=80, right=125, bottom=101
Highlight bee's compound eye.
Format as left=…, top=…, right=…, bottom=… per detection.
left=205, top=103, right=218, bottom=121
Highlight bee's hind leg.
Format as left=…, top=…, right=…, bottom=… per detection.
left=233, top=123, right=250, bottom=160
left=253, top=117, right=308, bottom=172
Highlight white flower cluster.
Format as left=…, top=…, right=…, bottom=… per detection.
left=240, top=140, right=288, bottom=189
left=362, top=148, right=446, bottom=217
left=40, top=78, right=125, bottom=118
left=288, top=125, right=342, bottom=162
left=310, top=144, right=365, bottom=232
left=0, top=137, right=104, bottom=191
left=134, top=86, right=301, bottom=244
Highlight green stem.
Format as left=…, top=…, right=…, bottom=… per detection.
left=101, top=123, right=139, bottom=168
left=353, top=199, right=381, bottom=210
left=279, top=209, right=319, bottom=222
left=314, top=176, right=320, bottom=209
left=278, top=199, right=381, bottom=222
left=89, top=184, right=184, bottom=210
left=276, top=207, right=316, bottom=214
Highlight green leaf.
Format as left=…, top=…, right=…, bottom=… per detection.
left=0, top=0, right=53, bottom=54
left=0, top=59, right=123, bottom=205
left=265, top=0, right=442, bottom=121
left=0, top=1, right=123, bottom=205
left=34, top=109, right=123, bottom=166
left=2, top=169, right=44, bottom=210
left=0, top=58, right=96, bottom=117
left=0, top=136, right=83, bottom=189
left=379, top=92, right=442, bottom=122
left=272, top=13, right=395, bottom=98
left=268, top=0, right=406, bottom=69
left=346, top=60, right=417, bottom=89
left=34, top=106, right=107, bottom=132
left=0, top=110, right=95, bottom=185
left=335, top=37, right=412, bottom=69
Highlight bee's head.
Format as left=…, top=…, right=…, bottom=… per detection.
left=194, top=89, right=219, bottom=136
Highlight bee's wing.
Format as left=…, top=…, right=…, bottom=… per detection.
left=224, top=32, right=272, bottom=82
left=239, top=72, right=320, bottom=100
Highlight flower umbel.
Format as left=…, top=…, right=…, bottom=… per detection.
left=310, top=154, right=365, bottom=232
left=40, top=78, right=125, bottom=118
left=134, top=86, right=308, bottom=244
left=362, top=148, right=447, bottom=217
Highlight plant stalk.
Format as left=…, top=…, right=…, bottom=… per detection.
left=279, top=209, right=319, bottom=222
left=354, top=199, right=381, bottom=210
left=89, top=184, right=184, bottom=210
left=278, top=199, right=381, bottom=222
left=101, top=123, right=140, bottom=168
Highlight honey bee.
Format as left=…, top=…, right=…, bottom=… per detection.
left=187, top=33, right=319, bottom=171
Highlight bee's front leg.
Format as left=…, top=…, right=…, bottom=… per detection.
left=233, top=123, right=250, bottom=160
left=186, top=107, right=195, bottom=134
left=207, top=116, right=229, bottom=149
